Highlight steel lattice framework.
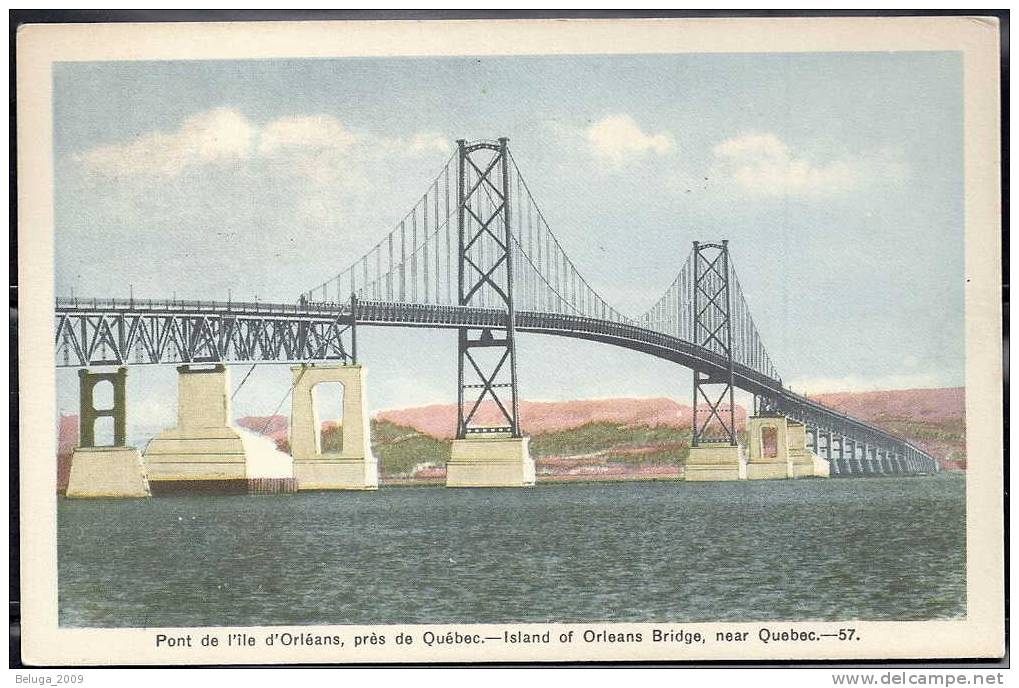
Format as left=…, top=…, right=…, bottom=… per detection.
left=53, top=138, right=942, bottom=476
left=55, top=298, right=356, bottom=367
left=691, top=241, right=737, bottom=446
left=455, top=138, right=521, bottom=438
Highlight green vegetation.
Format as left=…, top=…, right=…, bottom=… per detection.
left=527, top=422, right=690, bottom=465
left=360, top=410, right=965, bottom=477
left=364, top=419, right=692, bottom=476
left=873, top=418, right=967, bottom=466
left=311, top=412, right=965, bottom=476
left=896, top=421, right=965, bottom=442
left=320, top=425, right=342, bottom=453
left=370, top=419, right=451, bottom=476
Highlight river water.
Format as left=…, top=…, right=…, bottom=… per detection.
left=58, top=475, right=965, bottom=628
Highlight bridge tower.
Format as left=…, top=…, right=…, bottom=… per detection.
left=446, top=138, right=534, bottom=487
left=690, top=241, right=737, bottom=447
left=685, top=241, right=746, bottom=480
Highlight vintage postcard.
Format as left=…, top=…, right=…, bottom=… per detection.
left=15, top=16, right=1004, bottom=665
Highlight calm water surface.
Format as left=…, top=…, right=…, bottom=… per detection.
left=58, top=475, right=965, bottom=627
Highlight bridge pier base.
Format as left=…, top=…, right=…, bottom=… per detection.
left=786, top=420, right=819, bottom=478
left=446, top=436, right=534, bottom=488
left=746, top=416, right=792, bottom=480
left=66, top=446, right=151, bottom=498
left=685, top=443, right=745, bottom=481
left=838, top=441, right=853, bottom=475
left=893, top=454, right=906, bottom=473
left=743, top=416, right=829, bottom=480
left=826, top=441, right=841, bottom=476
left=852, top=440, right=866, bottom=474
left=144, top=365, right=295, bottom=493
left=290, top=364, right=378, bottom=491
left=66, top=368, right=150, bottom=498
left=864, top=445, right=877, bottom=475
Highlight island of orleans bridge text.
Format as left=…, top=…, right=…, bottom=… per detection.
left=154, top=626, right=861, bottom=652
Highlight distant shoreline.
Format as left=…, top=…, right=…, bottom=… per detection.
left=378, top=471, right=961, bottom=488
left=378, top=474, right=687, bottom=488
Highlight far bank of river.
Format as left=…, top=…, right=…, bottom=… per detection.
left=378, top=469, right=961, bottom=487
left=381, top=473, right=687, bottom=487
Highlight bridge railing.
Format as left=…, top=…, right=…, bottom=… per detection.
left=55, top=296, right=352, bottom=317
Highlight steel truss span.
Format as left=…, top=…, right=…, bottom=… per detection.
left=54, top=297, right=356, bottom=368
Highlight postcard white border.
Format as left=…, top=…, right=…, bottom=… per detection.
left=16, top=16, right=1004, bottom=665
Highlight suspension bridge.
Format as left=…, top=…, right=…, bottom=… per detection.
left=55, top=138, right=940, bottom=494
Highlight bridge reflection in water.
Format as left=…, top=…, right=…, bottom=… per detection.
left=54, top=138, right=939, bottom=495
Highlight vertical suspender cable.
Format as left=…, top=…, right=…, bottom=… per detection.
left=423, top=195, right=430, bottom=304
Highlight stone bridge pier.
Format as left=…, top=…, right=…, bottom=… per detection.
left=746, top=416, right=791, bottom=480
left=889, top=450, right=900, bottom=474
left=686, top=415, right=829, bottom=481
left=745, top=416, right=828, bottom=479
left=862, top=444, right=877, bottom=474
left=805, top=434, right=914, bottom=478
left=785, top=420, right=820, bottom=477
left=144, top=365, right=254, bottom=492
left=65, top=367, right=150, bottom=498
left=289, top=364, right=378, bottom=490
left=684, top=442, right=745, bottom=481
left=813, top=430, right=839, bottom=476
left=447, top=435, right=535, bottom=488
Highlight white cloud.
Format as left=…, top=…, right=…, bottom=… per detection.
left=65, top=107, right=458, bottom=263
left=585, top=114, right=674, bottom=165
left=710, top=132, right=906, bottom=197
left=76, top=108, right=445, bottom=181
left=257, top=115, right=356, bottom=155
left=787, top=372, right=944, bottom=395
left=78, top=107, right=257, bottom=179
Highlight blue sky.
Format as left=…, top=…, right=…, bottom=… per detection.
left=52, top=52, right=964, bottom=440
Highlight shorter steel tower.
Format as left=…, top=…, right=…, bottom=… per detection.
left=691, top=240, right=737, bottom=446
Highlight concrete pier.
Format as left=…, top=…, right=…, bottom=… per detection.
left=864, top=445, right=877, bottom=474
left=65, top=367, right=151, bottom=498
left=66, top=446, right=150, bottom=498
left=684, top=442, right=745, bottom=481
left=684, top=416, right=828, bottom=482
left=838, top=437, right=852, bottom=476
left=446, top=435, right=534, bottom=487
left=786, top=420, right=817, bottom=478
left=289, top=364, right=378, bottom=490
left=746, top=416, right=792, bottom=480
left=144, top=365, right=249, bottom=492
left=812, top=454, right=831, bottom=478
left=826, top=437, right=841, bottom=476
left=894, top=454, right=907, bottom=474
left=851, top=439, right=865, bottom=474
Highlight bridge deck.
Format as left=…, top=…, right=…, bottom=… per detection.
left=53, top=297, right=939, bottom=472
